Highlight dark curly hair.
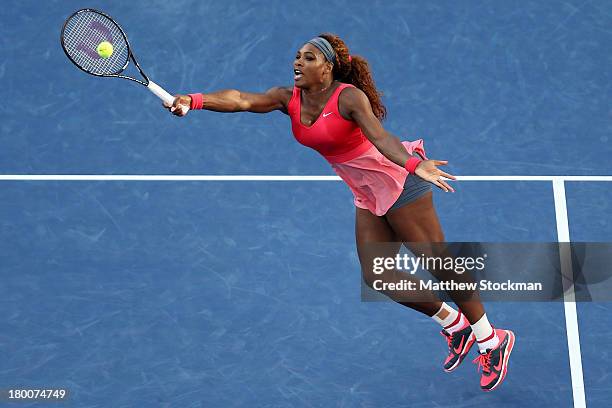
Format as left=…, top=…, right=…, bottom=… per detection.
left=318, top=33, right=387, bottom=121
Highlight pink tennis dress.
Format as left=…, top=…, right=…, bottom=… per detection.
left=288, top=83, right=427, bottom=216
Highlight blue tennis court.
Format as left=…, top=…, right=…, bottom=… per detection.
left=1, top=1, right=611, bottom=407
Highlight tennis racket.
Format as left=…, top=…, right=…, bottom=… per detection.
left=61, top=8, right=175, bottom=105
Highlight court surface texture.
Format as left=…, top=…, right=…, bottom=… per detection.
left=1, top=1, right=611, bottom=407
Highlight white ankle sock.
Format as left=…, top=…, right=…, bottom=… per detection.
left=431, top=303, right=466, bottom=334
left=471, top=313, right=499, bottom=352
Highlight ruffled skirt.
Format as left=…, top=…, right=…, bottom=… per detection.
left=328, top=140, right=428, bottom=216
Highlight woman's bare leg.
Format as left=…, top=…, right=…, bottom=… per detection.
left=355, top=206, right=442, bottom=316
left=385, top=191, right=486, bottom=324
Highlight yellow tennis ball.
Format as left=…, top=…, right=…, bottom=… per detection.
left=96, top=41, right=113, bottom=58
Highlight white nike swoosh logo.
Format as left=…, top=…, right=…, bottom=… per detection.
left=323, top=112, right=332, bottom=117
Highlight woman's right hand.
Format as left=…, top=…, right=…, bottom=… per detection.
left=414, top=159, right=456, bottom=193
left=163, top=95, right=191, bottom=117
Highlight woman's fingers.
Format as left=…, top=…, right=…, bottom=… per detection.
left=432, top=179, right=449, bottom=192
left=438, top=170, right=457, bottom=180
left=440, top=178, right=455, bottom=192
left=420, top=167, right=455, bottom=192
left=163, top=95, right=181, bottom=109
left=418, top=159, right=457, bottom=191
left=163, top=95, right=190, bottom=117
left=178, top=105, right=189, bottom=116
left=170, top=103, right=189, bottom=116
left=431, top=177, right=455, bottom=193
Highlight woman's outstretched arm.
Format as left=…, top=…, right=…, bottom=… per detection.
left=339, top=87, right=456, bottom=192
left=164, top=86, right=292, bottom=116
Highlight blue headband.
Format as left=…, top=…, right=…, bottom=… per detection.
left=306, top=37, right=336, bottom=65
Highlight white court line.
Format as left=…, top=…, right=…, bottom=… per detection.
left=0, top=174, right=611, bottom=181
left=553, top=179, right=587, bottom=408
left=459, top=175, right=612, bottom=182
left=0, top=175, right=341, bottom=181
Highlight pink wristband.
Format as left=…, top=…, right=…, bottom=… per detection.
left=188, top=93, right=204, bottom=110
left=404, top=156, right=422, bottom=174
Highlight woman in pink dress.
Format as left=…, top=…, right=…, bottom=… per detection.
left=165, top=33, right=514, bottom=392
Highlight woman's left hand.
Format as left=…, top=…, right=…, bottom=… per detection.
left=414, top=160, right=456, bottom=192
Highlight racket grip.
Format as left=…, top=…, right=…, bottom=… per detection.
left=147, top=80, right=175, bottom=105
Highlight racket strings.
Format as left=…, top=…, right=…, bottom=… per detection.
left=62, top=11, right=129, bottom=76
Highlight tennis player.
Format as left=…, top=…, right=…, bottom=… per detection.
left=165, top=34, right=515, bottom=391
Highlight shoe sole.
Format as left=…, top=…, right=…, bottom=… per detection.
left=444, top=333, right=476, bottom=372
left=483, top=330, right=515, bottom=392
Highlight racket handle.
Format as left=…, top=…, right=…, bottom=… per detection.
left=147, top=80, right=175, bottom=105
